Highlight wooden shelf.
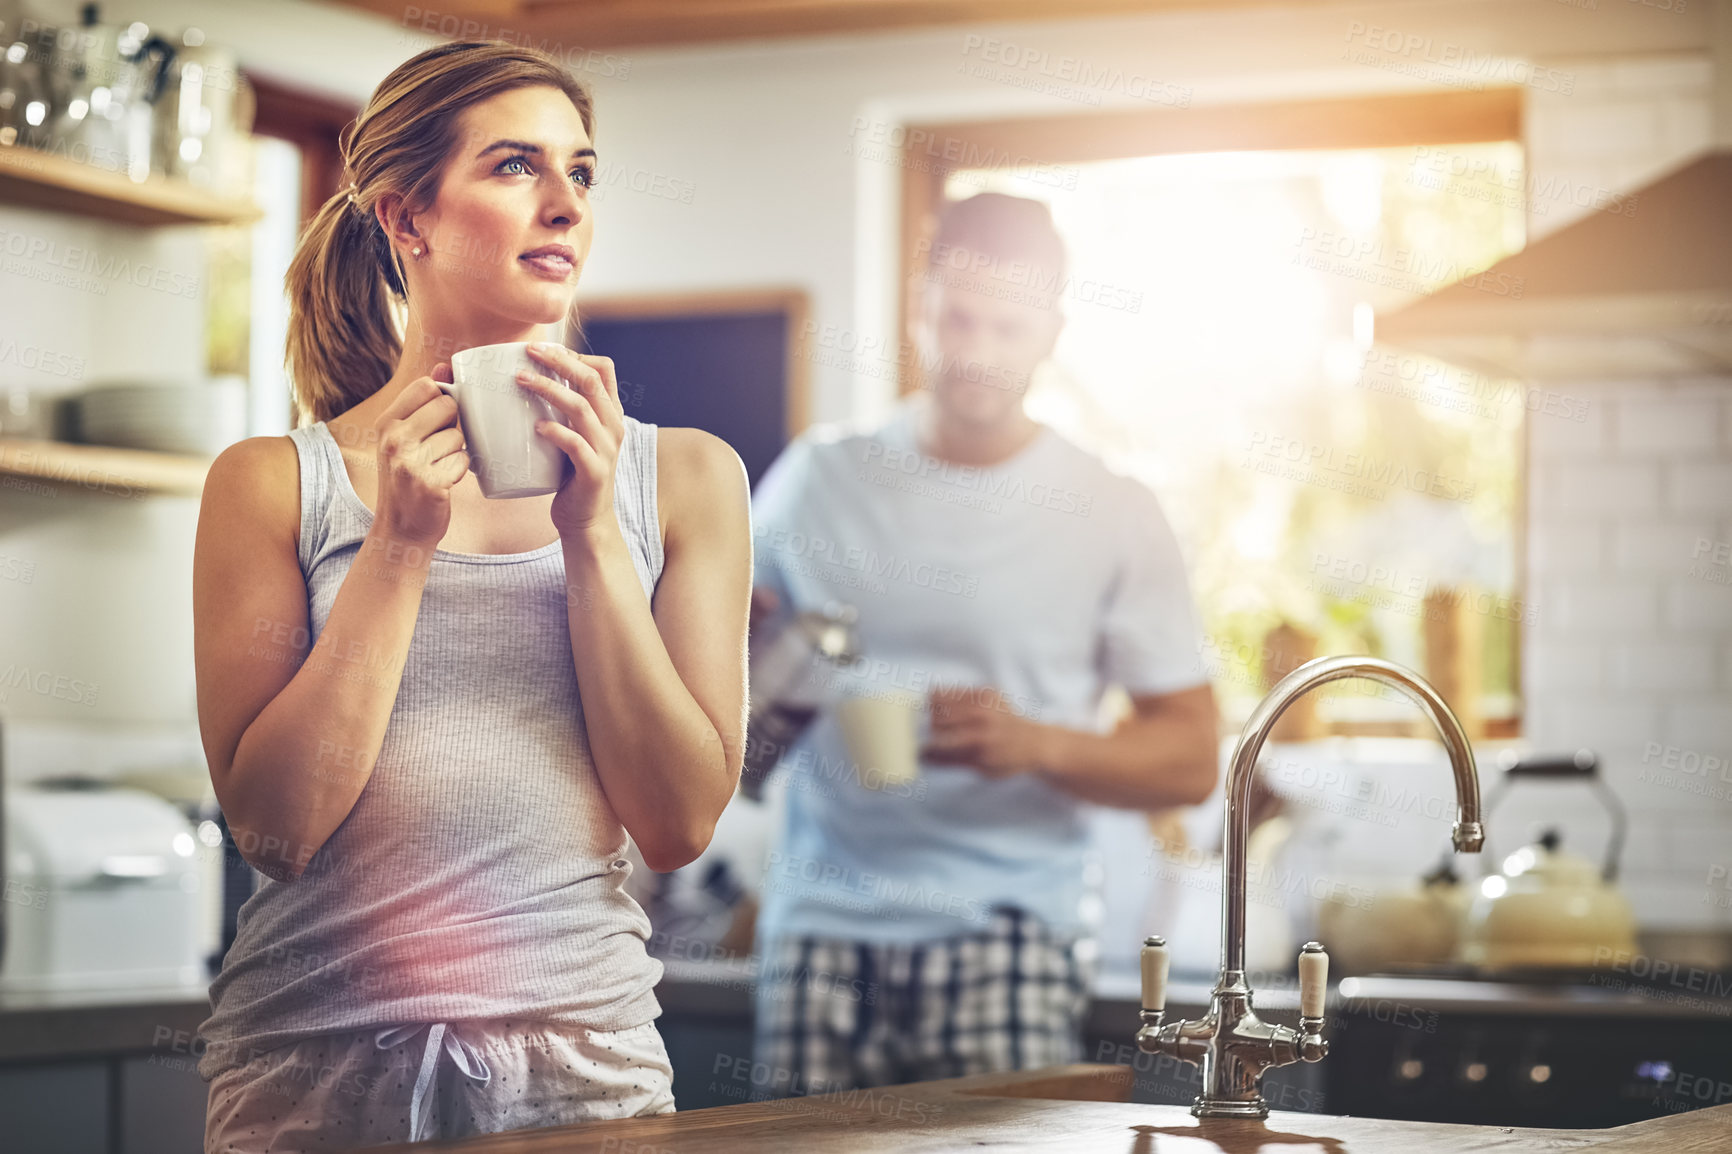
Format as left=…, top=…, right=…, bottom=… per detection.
left=0, top=145, right=261, bottom=227
left=0, top=438, right=210, bottom=498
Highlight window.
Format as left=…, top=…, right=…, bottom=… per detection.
left=911, top=113, right=1530, bottom=736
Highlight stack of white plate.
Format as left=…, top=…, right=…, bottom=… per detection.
left=74, top=378, right=247, bottom=456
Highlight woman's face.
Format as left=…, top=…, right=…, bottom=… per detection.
left=404, top=84, right=595, bottom=337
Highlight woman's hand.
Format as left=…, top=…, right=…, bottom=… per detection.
left=519, top=341, right=626, bottom=540
left=370, top=362, right=467, bottom=549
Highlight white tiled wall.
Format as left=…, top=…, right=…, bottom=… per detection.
left=1525, top=378, right=1732, bottom=929
left=1517, top=49, right=1730, bottom=929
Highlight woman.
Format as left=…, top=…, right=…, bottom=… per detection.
left=191, top=41, right=750, bottom=1150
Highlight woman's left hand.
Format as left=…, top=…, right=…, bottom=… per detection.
left=520, top=341, right=626, bottom=540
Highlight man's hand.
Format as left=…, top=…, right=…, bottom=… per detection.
left=921, top=686, right=1052, bottom=779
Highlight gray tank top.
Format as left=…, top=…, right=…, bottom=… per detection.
left=197, top=415, right=666, bottom=1080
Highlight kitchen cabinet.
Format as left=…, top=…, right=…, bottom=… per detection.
left=0, top=987, right=211, bottom=1154
left=1082, top=970, right=1732, bottom=1130
left=0, top=1059, right=108, bottom=1153
left=0, top=1054, right=206, bottom=1154
left=118, top=1051, right=211, bottom=1154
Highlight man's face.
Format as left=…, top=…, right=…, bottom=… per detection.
left=915, top=246, right=1063, bottom=426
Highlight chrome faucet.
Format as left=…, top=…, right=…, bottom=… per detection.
left=1135, top=655, right=1485, bottom=1119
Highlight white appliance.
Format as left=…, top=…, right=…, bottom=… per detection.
left=2, top=783, right=207, bottom=993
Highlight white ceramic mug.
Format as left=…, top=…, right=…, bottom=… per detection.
left=442, top=341, right=572, bottom=499
left=836, top=688, right=927, bottom=791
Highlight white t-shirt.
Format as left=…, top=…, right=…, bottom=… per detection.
left=750, top=394, right=1206, bottom=944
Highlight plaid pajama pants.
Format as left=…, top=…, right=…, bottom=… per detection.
left=751, top=907, right=1096, bottom=1096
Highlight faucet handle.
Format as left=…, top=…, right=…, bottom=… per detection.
left=1141, top=936, right=1170, bottom=1013
left=1298, top=941, right=1328, bottom=1019
left=1295, top=941, right=1330, bottom=1062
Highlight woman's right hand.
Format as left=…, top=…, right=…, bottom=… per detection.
left=370, top=363, right=469, bottom=551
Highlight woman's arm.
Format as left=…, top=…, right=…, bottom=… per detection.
left=194, top=376, right=466, bottom=881
left=194, top=438, right=437, bottom=881
left=559, top=427, right=751, bottom=872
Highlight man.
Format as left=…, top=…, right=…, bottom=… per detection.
left=747, top=192, right=1217, bottom=1095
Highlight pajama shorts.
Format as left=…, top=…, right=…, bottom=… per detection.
left=203, top=1017, right=674, bottom=1152
left=752, top=906, right=1097, bottom=1096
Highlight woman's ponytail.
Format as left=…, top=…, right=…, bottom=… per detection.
left=284, top=184, right=406, bottom=426
left=280, top=40, right=595, bottom=427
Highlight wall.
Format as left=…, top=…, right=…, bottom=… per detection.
left=0, top=213, right=208, bottom=742
left=1514, top=53, right=1728, bottom=931
left=1525, top=377, right=1732, bottom=928
left=0, top=0, right=462, bottom=771
left=35, top=0, right=1707, bottom=429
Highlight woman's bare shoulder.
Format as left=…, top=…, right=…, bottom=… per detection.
left=203, top=433, right=302, bottom=549
left=652, top=425, right=748, bottom=550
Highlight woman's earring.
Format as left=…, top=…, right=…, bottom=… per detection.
left=411, top=246, right=423, bottom=258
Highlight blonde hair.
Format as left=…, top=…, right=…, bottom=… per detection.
left=284, top=40, right=595, bottom=426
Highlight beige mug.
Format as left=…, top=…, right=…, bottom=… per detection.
left=442, top=341, right=572, bottom=499
left=836, top=688, right=927, bottom=791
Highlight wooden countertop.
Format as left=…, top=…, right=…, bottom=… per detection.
left=369, top=1064, right=1732, bottom=1152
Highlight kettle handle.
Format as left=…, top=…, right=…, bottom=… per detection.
left=1480, top=749, right=1627, bottom=883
